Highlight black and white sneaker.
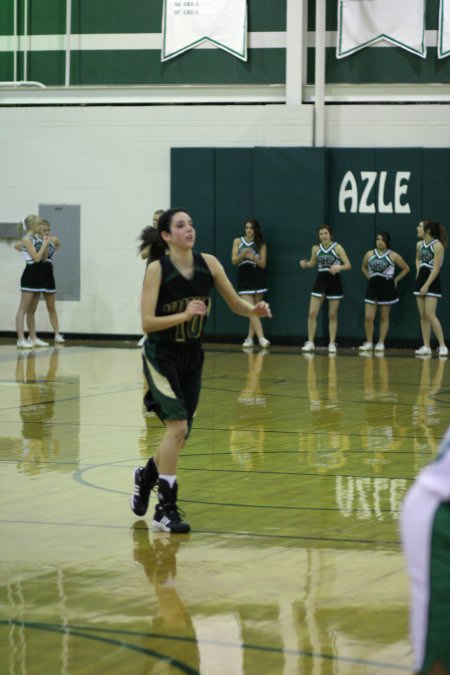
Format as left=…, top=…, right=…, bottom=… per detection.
left=152, top=503, right=191, bottom=534
left=131, top=460, right=158, bottom=516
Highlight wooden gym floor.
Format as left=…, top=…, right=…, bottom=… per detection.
left=1, top=339, right=449, bottom=674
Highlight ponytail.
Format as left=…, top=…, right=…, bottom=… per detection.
left=18, top=214, right=38, bottom=237
left=148, top=238, right=167, bottom=262
left=422, top=219, right=448, bottom=249
left=138, top=224, right=167, bottom=262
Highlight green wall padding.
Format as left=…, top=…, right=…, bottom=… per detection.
left=328, top=148, right=424, bottom=340
left=213, top=149, right=255, bottom=336
left=251, top=147, right=328, bottom=339
left=171, top=146, right=450, bottom=344
left=170, top=147, right=217, bottom=331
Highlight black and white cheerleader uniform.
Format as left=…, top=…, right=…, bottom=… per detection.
left=142, top=252, right=214, bottom=430
left=40, top=239, right=57, bottom=293
left=414, top=239, right=443, bottom=298
left=236, top=237, right=268, bottom=295
left=311, top=242, right=343, bottom=300
left=19, top=234, right=47, bottom=293
left=364, top=249, right=399, bottom=305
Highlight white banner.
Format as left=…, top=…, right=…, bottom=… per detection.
left=439, top=0, right=450, bottom=57
left=162, top=0, right=247, bottom=62
left=337, top=0, right=426, bottom=59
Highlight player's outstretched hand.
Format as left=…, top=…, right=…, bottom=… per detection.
left=251, top=301, right=272, bottom=319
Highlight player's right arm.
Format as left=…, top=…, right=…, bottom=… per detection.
left=141, top=261, right=206, bottom=334
left=203, top=253, right=271, bottom=319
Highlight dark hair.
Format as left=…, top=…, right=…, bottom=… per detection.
left=143, top=208, right=192, bottom=262
left=157, top=208, right=191, bottom=233
left=422, top=219, right=448, bottom=249
left=244, top=218, right=265, bottom=252
left=376, top=230, right=391, bottom=248
left=317, top=224, right=333, bottom=239
left=138, top=225, right=162, bottom=254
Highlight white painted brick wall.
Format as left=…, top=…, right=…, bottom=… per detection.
left=0, top=103, right=448, bottom=336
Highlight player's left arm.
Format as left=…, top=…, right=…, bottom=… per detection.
left=203, top=253, right=271, bottom=319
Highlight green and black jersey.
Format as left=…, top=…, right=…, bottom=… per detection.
left=148, top=252, right=214, bottom=346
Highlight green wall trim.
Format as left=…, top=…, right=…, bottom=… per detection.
left=1, top=0, right=448, bottom=86
left=71, top=48, right=285, bottom=86
left=307, top=47, right=450, bottom=85
left=0, top=0, right=286, bottom=36
left=0, top=49, right=285, bottom=86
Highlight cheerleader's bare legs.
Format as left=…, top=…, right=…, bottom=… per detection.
left=241, top=292, right=269, bottom=347
left=15, top=291, right=40, bottom=345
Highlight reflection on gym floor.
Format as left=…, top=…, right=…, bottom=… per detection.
left=230, top=348, right=268, bottom=471
left=1, top=342, right=449, bottom=674
left=1, top=349, right=80, bottom=475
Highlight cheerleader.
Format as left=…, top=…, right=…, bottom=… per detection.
left=359, top=231, right=410, bottom=352
left=414, top=220, right=448, bottom=357
left=299, top=225, right=351, bottom=354
left=15, top=215, right=50, bottom=348
left=40, top=220, right=64, bottom=343
left=231, top=219, right=270, bottom=348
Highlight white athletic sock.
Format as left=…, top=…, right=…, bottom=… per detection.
left=159, top=474, right=176, bottom=488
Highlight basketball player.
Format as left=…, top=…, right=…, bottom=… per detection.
left=131, top=208, right=271, bottom=533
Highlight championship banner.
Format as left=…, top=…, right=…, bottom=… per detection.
left=162, top=0, right=247, bottom=62
left=337, top=0, right=426, bottom=59
left=439, top=0, right=450, bottom=58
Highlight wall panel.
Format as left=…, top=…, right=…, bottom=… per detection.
left=1, top=0, right=448, bottom=87
left=171, top=145, right=450, bottom=344
left=0, top=104, right=447, bottom=341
